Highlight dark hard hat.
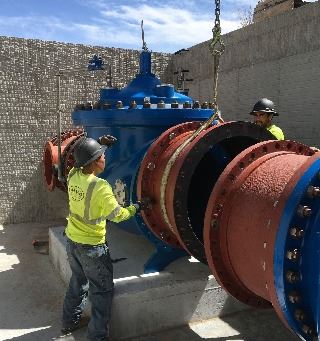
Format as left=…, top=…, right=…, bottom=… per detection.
left=73, top=138, right=107, bottom=168
left=250, top=98, right=278, bottom=116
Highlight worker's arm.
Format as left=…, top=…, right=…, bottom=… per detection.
left=99, top=182, right=137, bottom=223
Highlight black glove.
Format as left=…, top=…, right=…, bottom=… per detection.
left=133, top=201, right=142, bottom=213
left=133, top=198, right=151, bottom=213
left=97, top=135, right=117, bottom=148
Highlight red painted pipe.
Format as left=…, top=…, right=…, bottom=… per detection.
left=137, top=121, right=274, bottom=261
left=203, top=140, right=316, bottom=324
left=43, top=129, right=84, bottom=191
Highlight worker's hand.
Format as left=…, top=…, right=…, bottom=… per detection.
left=133, top=202, right=142, bottom=213
left=133, top=198, right=151, bottom=213
left=98, top=135, right=117, bottom=147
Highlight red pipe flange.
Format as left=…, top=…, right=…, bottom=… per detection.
left=204, top=140, right=315, bottom=312
left=43, top=129, right=84, bottom=191
left=137, top=121, right=201, bottom=248
left=138, top=121, right=274, bottom=262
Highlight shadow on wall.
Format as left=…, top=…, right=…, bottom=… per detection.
left=3, top=162, right=68, bottom=225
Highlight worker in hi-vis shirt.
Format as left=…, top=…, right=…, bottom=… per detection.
left=250, top=98, right=284, bottom=140
left=61, top=135, right=143, bottom=341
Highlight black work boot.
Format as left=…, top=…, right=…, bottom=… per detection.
left=61, top=316, right=90, bottom=334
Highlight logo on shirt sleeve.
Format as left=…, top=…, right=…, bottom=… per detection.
left=69, top=185, right=85, bottom=202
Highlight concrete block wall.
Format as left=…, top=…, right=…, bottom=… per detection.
left=0, top=37, right=171, bottom=224
left=170, top=1, right=320, bottom=146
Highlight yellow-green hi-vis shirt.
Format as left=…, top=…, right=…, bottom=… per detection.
left=65, top=168, right=136, bottom=245
left=267, top=124, right=285, bottom=140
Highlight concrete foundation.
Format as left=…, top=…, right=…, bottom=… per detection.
left=49, top=225, right=249, bottom=340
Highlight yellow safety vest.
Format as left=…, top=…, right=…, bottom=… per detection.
left=267, top=124, right=284, bottom=140
left=65, top=168, right=136, bottom=245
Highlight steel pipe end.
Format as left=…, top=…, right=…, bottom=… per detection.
left=43, top=141, right=58, bottom=191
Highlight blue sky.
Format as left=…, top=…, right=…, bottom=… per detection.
left=0, top=0, right=316, bottom=52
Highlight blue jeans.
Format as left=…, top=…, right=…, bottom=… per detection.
left=63, top=239, right=114, bottom=341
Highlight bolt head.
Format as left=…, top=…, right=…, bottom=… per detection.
left=147, top=162, right=156, bottom=170
left=286, top=270, right=300, bottom=283
left=302, top=324, right=314, bottom=335
left=294, top=309, right=305, bottom=321
left=289, top=227, right=304, bottom=238
left=169, top=132, right=176, bottom=140
left=286, top=249, right=299, bottom=261
left=288, top=291, right=301, bottom=304
left=297, top=205, right=312, bottom=217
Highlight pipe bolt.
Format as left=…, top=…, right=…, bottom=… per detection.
left=193, top=101, right=200, bottom=109
left=129, top=100, right=137, bottom=109
left=307, top=186, right=320, bottom=198
left=286, top=249, right=299, bottom=261
left=289, top=227, right=304, bottom=238
left=116, top=101, right=123, bottom=109
left=171, top=101, right=179, bottom=109
left=183, top=101, right=191, bottom=109
left=147, top=162, right=156, bottom=171
left=169, top=132, right=176, bottom=141
left=143, top=99, right=151, bottom=108
left=294, top=309, right=305, bottom=321
left=302, top=325, right=314, bottom=336
left=286, top=270, right=300, bottom=283
left=288, top=291, right=301, bottom=304
left=297, top=205, right=312, bottom=217
left=210, top=214, right=219, bottom=229
left=157, top=100, right=165, bottom=109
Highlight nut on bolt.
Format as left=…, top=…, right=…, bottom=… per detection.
left=116, top=101, right=123, bottom=109
left=143, top=99, right=151, bottom=108
left=286, top=249, right=299, bottom=261
left=302, top=324, right=314, bottom=336
left=210, top=214, right=219, bottom=229
left=129, top=100, right=137, bottom=109
left=307, top=186, right=320, bottom=198
left=297, top=205, right=312, bottom=217
left=289, top=227, right=304, bottom=238
left=171, top=101, right=179, bottom=109
left=286, top=270, right=300, bottom=283
left=288, top=291, right=301, bottom=304
left=183, top=101, right=191, bottom=109
left=193, top=101, right=200, bottom=109
left=201, top=101, right=209, bottom=109
left=147, top=162, right=156, bottom=170
left=157, top=100, right=165, bottom=108
left=294, top=309, right=305, bottom=321
left=169, top=132, right=176, bottom=141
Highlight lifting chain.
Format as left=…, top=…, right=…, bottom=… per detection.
left=159, top=1, right=226, bottom=224
left=189, top=0, right=225, bottom=135
left=209, top=0, right=225, bottom=113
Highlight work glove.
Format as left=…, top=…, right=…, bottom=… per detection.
left=97, top=135, right=117, bottom=148
left=133, top=198, right=151, bottom=213
left=133, top=201, right=143, bottom=213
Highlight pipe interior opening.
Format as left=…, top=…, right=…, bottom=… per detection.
left=187, top=136, right=262, bottom=243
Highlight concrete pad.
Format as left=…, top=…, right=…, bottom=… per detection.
left=50, top=225, right=249, bottom=340
left=0, top=222, right=298, bottom=341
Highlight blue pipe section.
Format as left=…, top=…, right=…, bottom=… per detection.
left=274, top=159, right=320, bottom=340
left=72, top=49, right=213, bottom=272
